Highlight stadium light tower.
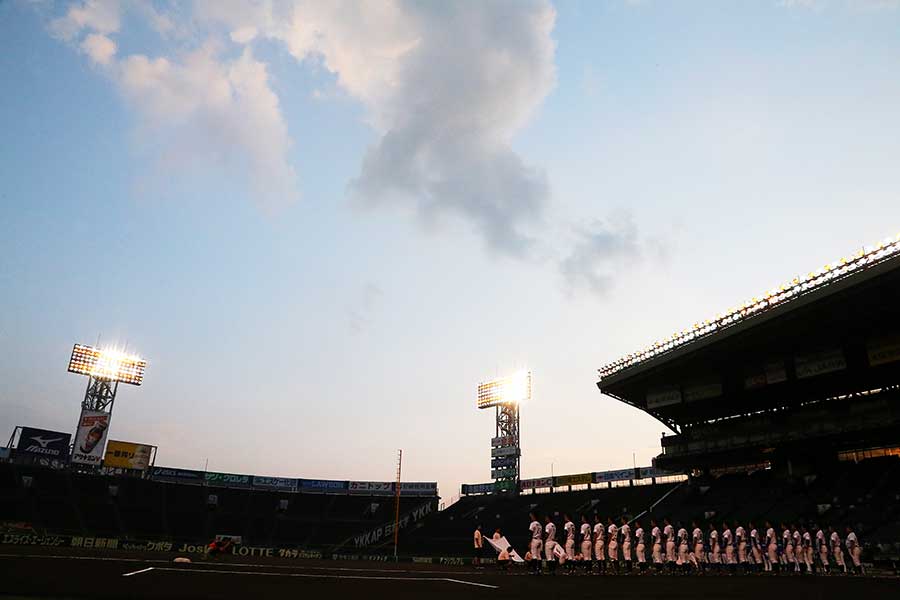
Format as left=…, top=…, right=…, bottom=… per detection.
left=477, top=370, right=531, bottom=494
left=67, top=344, right=147, bottom=466
left=68, top=344, right=147, bottom=411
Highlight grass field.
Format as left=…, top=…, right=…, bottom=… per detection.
left=0, top=550, right=896, bottom=599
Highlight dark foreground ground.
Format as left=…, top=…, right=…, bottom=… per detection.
left=0, top=550, right=896, bottom=600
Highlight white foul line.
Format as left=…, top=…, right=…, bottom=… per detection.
left=122, top=567, right=155, bottom=577
left=148, top=567, right=498, bottom=588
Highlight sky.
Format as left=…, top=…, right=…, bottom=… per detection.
left=1, top=0, right=899, bottom=504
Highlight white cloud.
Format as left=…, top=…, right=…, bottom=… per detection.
left=81, top=32, right=116, bottom=65
left=198, top=0, right=557, bottom=256
left=117, top=44, right=297, bottom=211
left=560, top=215, right=641, bottom=296
left=50, top=0, right=120, bottom=40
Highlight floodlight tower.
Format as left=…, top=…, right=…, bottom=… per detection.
left=477, top=371, right=531, bottom=494
left=68, top=344, right=147, bottom=412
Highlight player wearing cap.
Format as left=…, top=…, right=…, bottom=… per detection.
left=620, top=517, right=632, bottom=573
left=634, top=520, right=647, bottom=573
left=529, top=513, right=543, bottom=575
left=663, top=519, right=676, bottom=573
left=792, top=526, right=803, bottom=574
left=607, top=517, right=619, bottom=574
left=765, top=522, right=778, bottom=573
left=691, top=521, right=705, bottom=572
left=676, top=524, right=689, bottom=573
left=564, top=515, right=576, bottom=574
left=830, top=526, right=846, bottom=574
left=749, top=522, right=762, bottom=573
left=815, top=526, right=829, bottom=574
left=544, top=515, right=558, bottom=574
left=781, top=524, right=794, bottom=573
left=801, top=526, right=813, bottom=574
left=735, top=523, right=747, bottom=572
left=846, top=526, right=862, bottom=574
left=722, top=522, right=735, bottom=573
left=594, top=514, right=606, bottom=574
left=708, top=523, right=720, bottom=573
left=580, top=515, right=593, bottom=574
left=651, top=519, right=663, bottom=572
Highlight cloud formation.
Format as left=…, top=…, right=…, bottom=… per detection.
left=45, top=1, right=640, bottom=296
left=560, top=215, right=641, bottom=296
left=198, top=0, right=557, bottom=256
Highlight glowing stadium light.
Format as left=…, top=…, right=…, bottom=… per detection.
left=68, top=344, right=147, bottom=386
left=597, top=231, right=900, bottom=379
left=477, top=371, right=532, bottom=409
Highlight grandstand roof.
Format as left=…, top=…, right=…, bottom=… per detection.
left=597, top=235, right=900, bottom=431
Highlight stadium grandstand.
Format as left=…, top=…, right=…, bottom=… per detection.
left=407, top=234, right=900, bottom=566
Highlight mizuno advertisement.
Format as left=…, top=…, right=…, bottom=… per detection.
left=71, top=410, right=111, bottom=465
left=16, top=427, right=71, bottom=460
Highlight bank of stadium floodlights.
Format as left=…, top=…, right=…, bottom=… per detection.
left=599, top=232, right=900, bottom=379
left=68, top=344, right=147, bottom=412
left=478, top=371, right=531, bottom=493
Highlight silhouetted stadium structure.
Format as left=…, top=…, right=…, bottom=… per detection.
left=2, top=234, right=900, bottom=568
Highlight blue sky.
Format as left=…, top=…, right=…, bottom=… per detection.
left=2, top=0, right=899, bottom=502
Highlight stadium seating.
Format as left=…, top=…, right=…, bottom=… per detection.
left=0, top=462, right=435, bottom=551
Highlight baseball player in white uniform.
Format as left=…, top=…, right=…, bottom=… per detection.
left=594, top=514, right=606, bottom=573
left=544, top=516, right=558, bottom=574
left=782, top=525, right=795, bottom=571
left=816, top=527, right=829, bottom=574
left=801, top=527, right=813, bottom=574
left=651, top=519, right=663, bottom=571
left=792, top=527, right=802, bottom=573
left=846, top=527, right=862, bottom=574
left=663, top=519, right=676, bottom=572
left=634, top=520, right=647, bottom=572
left=765, top=522, right=778, bottom=573
left=708, top=523, right=720, bottom=572
left=563, top=515, right=576, bottom=573
left=607, top=517, right=619, bottom=574
left=691, top=521, right=705, bottom=571
left=620, top=517, right=632, bottom=572
left=830, top=527, right=846, bottom=573
left=736, top=523, right=748, bottom=571
left=528, top=513, right=543, bottom=574
left=676, top=525, right=690, bottom=572
left=580, top=515, right=593, bottom=574
left=749, top=522, right=763, bottom=572
left=722, top=522, right=735, bottom=572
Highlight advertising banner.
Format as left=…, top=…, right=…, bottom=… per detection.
left=462, top=483, right=495, bottom=495
left=252, top=476, right=297, bottom=491
left=646, top=388, right=682, bottom=409
left=795, top=349, right=846, bottom=379
left=16, top=427, right=71, bottom=460
left=103, top=440, right=152, bottom=470
left=399, top=482, right=437, bottom=495
left=151, top=467, right=205, bottom=485
left=348, top=481, right=394, bottom=495
left=205, top=472, right=251, bottom=488
left=593, top=468, right=637, bottom=483
left=868, top=336, right=900, bottom=367
left=637, top=466, right=673, bottom=479
left=300, top=479, right=347, bottom=493
left=519, top=477, right=553, bottom=490
left=491, top=468, right=516, bottom=479
left=683, top=382, right=722, bottom=403
left=71, top=410, right=110, bottom=465
left=554, top=472, right=592, bottom=487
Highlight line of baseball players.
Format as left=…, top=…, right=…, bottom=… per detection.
left=526, top=512, right=864, bottom=575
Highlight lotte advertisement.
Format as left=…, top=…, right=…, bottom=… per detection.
left=71, top=410, right=111, bottom=465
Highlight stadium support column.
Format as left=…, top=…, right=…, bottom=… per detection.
left=492, top=402, right=520, bottom=495
left=82, top=377, right=118, bottom=412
